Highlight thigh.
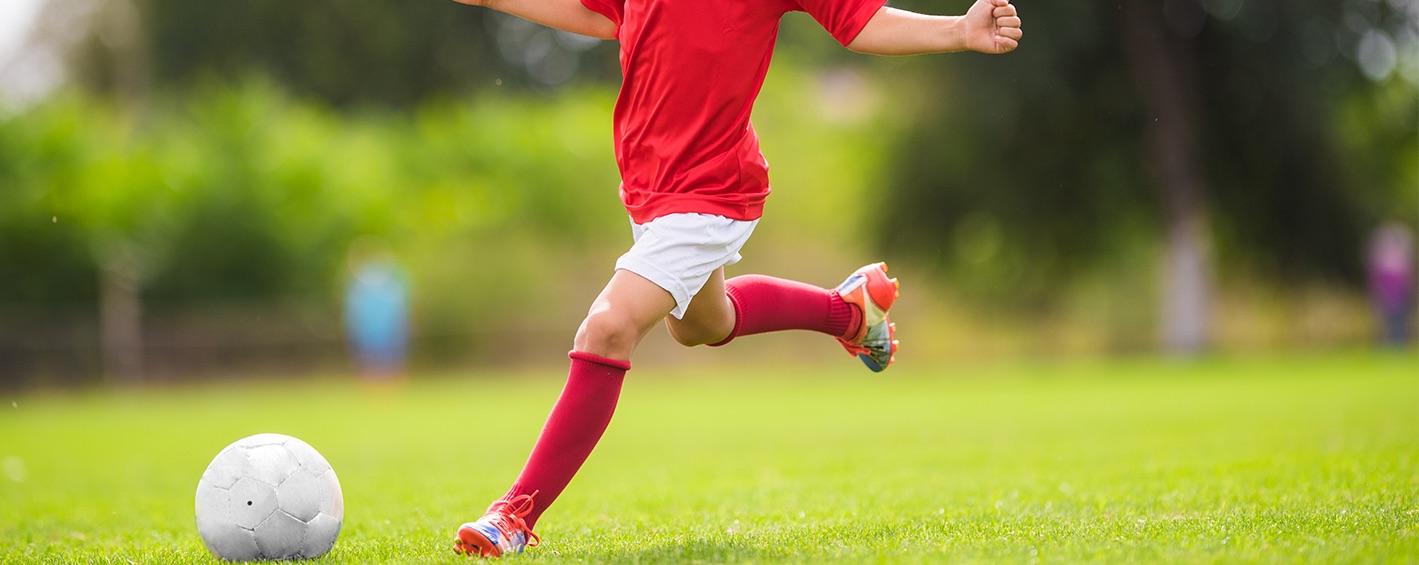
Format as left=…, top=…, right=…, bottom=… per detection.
left=665, top=267, right=734, bottom=343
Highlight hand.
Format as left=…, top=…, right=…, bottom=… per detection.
left=962, top=0, right=1022, bottom=54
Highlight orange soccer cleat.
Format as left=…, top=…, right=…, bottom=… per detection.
left=835, top=262, right=899, bottom=372
left=454, top=493, right=540, bottom=558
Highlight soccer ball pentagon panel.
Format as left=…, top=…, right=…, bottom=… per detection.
left=195, top=433, right=344, bottom=560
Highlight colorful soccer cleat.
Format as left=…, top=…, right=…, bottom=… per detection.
left=454, top=493, right=540, bottom=558
left=835, top=262, right=899, bottom=372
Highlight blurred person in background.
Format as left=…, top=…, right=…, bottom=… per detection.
left=1368, top=221, right=1415, bottom=347
left=344, top=237, right=411, bottom=381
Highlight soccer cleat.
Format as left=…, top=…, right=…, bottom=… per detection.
left=454, top=492, right=541, bottom=558
left=835, top=262, right=900, bottom=372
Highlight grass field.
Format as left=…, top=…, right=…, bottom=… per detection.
left=2, top=350, right=1416, bottom=563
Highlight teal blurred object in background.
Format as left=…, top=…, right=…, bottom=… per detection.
left=344, top=237, right=410, bottom=380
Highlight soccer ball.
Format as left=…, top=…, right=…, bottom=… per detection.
left=195, top=433, right=344, bottom=561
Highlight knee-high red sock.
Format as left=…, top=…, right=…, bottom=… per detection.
left=713, top=274, right=861, bottom=346
left=498, top=350, right=628, bottom=529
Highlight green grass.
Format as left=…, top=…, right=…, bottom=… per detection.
left=2, top=351, right=1416, bottom=563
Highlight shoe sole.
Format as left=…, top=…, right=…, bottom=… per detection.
left=454, top=526, right=500, bottom=558
left=857, top=320, right=897, bottom=372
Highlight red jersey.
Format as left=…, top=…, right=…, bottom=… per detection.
left=580, top=0, right=886, bottom=223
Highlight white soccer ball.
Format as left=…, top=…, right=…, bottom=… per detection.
left=195, top=433, right=344, bottom=561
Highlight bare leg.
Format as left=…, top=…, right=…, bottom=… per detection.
left=573, top=269, right=679, bottom=360
left=665, top=267, right=736, bottom=347
left=462, top=268, right=676, bottom=545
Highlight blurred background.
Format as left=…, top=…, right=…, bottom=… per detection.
left=0, top=0, right=1414, bottom=388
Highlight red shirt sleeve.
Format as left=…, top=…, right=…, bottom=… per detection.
left=580, top=0, right=624, bottom=33
left=793, top=0, right=888, bottom=46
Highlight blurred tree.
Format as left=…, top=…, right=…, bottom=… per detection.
left=879, top=0, right=1418, bottom=353
left=0, top=81, right=627, bottom=384
left=60, top=0, right=618, bottom=107
left=1118, top=0, right=1213, bottom=353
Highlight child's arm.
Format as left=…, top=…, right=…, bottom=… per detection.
left=846, top=0, right=1021, bottom=56
left=451, top=0, right=617, bottom=40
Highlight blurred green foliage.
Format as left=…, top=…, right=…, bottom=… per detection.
left=0, top=70, right=894, bottom=379
left=0, top=80, right=624, bottom=374
left=2, top=0, right=1414, bottom=382
left=0, top=80, right=622, bottom=303
left=72, top=0, right=622, bottom=105
left=879, top=0, right=1417, bottom=307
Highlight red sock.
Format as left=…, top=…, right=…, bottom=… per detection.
left=498, top=351, right=629, bottom=529
left=713, top=274, right=861, bottom=346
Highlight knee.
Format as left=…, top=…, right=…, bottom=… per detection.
left=575, top=308, right=642, bottom=358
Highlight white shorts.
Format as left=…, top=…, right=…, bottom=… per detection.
left=615, top=213, right=759, bottom=319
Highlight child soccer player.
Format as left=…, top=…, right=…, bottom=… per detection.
left=448, top=0, right=1022, bottom=557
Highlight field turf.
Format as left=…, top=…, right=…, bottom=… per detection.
left=2, top=351, right=1416, bottom=563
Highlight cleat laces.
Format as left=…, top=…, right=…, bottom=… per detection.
left=488, top=492, right=541, bottom=550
